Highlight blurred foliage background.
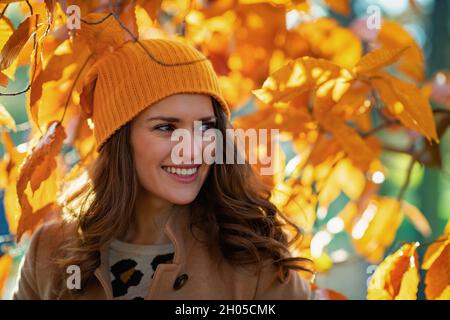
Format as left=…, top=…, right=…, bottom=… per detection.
left=0, top=0, right=449, bottom=300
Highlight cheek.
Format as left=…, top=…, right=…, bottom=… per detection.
left=131, top=130, right=171, bottom=176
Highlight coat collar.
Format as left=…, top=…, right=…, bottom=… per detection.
left=93, top=204, right=194, bottom=299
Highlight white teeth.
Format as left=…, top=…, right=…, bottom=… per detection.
left=163, top=166, right=198, bottom=176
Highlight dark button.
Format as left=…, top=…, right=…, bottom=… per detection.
left=173, top=273, right=189, bottom=290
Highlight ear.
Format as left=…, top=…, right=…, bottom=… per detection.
left=79, top=66, right=99, bottom=118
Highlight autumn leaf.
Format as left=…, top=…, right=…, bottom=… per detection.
left=0, top=14, right=15, bottom=82
left=371, top=72, right=438, bottom=142
left=323, top=0, right=350, bottom=16
left=422, top=225, right=450, bottom=299
left=137, top=0, right=162, bottom=22
left=326, top=81, right=372, bottom=120
left=318, top=113, right=379, bottom=171
left=0, top=103, right=16, bottom=131
left=28, top=37, right=92, bottom=132
left=377, top=20, right=425, bottom=81
left=296, top=18, right=362, bottom=69
left=0, top=254, right=12, bottom=298
left=0, top=15, right=38, bottom=71
left=352, top=197, right=404, bottom=263
left=280, top=182, right=317, bottom=232
left=401, top=200, right=432, bottom=237
left=76, top=12, right=129, bottom=57
left=353, top=46, right=410, bottom=77
left=252, top=57, right=344, bottom=105
left=234, top=102, right=313, bottom=136
left=367, top=243, right=420, bottom=300
left=423, top=242, right=449, bottom=300
left=16, top=120, right=66, bottom=242
left=311, top=284, right=348, bottom=300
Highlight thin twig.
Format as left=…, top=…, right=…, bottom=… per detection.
left=361, top=119, right=400, bottom=137
left=382, top=145, right=415, bottom=156
left=433, top=107, right=450, bottom=115
left=397, top=153, right=417, bottom=201
left=108, top=0, right=206, bottom=67
left=80, top=12, right=113, bottom=25
left=418, top=235, right=450, bottom=248
left=26, top=0, right=33, bottom=16
left=0, top=4, right=9, bottom=18
left=60, top=54, right=95, bottom=124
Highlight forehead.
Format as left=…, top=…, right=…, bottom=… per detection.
left=138, top=93, right=214, bottom=119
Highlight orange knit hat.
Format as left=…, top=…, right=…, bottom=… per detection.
left=80, top=38, right=231, bottom=152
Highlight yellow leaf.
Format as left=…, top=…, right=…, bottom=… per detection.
left=252, top=57, right=343, bottom=105
left=334, top=158, right=366, bottom=200
left=367, top=243, right=419, bottom=300
left=352, top=197, right=404, bottom=263
left=0, top=15, right=37, bottom=71
left=16, top=121, right=66, bottom=242
left=0, top=254, right=12, bottom=298
left=297, top=18, right=362, bottom=69
left=395, top=260, right=420, bottom=300
left=0, top=15, right=14, bottom=51
left=282, top=186, right=317, bottom=232
left=0, top=103, right=16, bottom=131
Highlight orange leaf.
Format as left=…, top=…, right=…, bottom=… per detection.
left=76, top=12, right=129, bottom=56
left=377, top=20, right=425, bottom=81
left=0, top=15, right=37, bottom=71
left=323, top=0, right=350, bottom=16
left=354, top=46, right=409, bottom=76
left=311, top=284, right=348, bottom=300
left=318, top=113, right=378, bottom=171
left=423, top=242, right=450, bottom=299
left=371, top=72, right=438, bottom=142
left=137, top=0, right=162, bottom=21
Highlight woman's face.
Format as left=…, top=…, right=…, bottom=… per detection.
left=130, top=93, right=216, bottom=206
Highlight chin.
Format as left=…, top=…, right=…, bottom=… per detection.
left=166, top=195, right=198, bottom=205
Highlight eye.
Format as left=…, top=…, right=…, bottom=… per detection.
left=154, top=124, right=175, bottom=132
left=200, top=121, right=216, bottom=132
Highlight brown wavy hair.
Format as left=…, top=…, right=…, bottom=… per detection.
left=55, top=97, right=312, bottom=297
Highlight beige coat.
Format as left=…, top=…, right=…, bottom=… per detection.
left=12, top=206, right=311, bottom=300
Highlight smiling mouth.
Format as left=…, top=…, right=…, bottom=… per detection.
left=161, top=165, right=200, bottom=176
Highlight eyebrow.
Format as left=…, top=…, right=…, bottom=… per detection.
left=146, top=116, right=217, bottom=123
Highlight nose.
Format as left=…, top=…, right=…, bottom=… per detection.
left=178, top=127, right=203, bottom=164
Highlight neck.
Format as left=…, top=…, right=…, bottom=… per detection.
left=124, top=188, right=176, bottom=245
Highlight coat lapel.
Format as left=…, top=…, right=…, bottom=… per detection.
left=93, top=204, right=195, bottom=299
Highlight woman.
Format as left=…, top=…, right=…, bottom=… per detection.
left=13, top=38, right=312, bottom=300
